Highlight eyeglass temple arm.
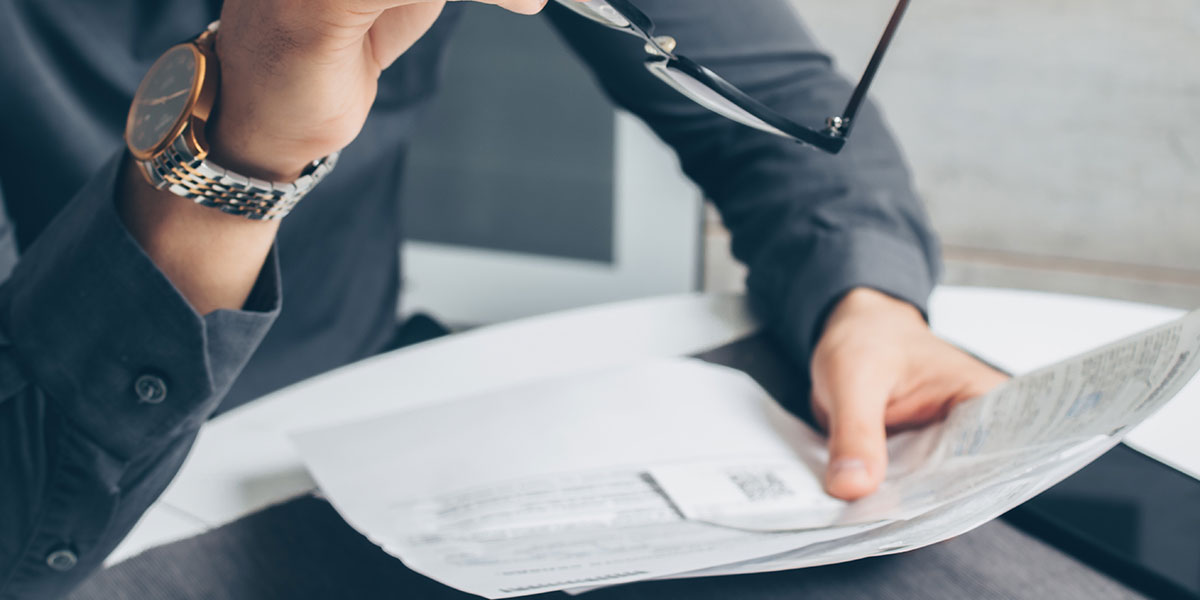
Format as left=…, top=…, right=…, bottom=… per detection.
left=828, top=0, right=911, bottom=139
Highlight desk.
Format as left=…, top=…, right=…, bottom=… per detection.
left=97, top=287, right=1197, bottom=597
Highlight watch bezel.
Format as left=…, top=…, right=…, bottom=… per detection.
left=124, top=23, right=338, bottom=221
left=125, top=34, right=218, bottom=162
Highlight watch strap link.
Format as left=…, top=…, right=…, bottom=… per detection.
left=139, top=135, right=338, bottom=221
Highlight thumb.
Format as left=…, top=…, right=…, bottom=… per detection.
left=447, top=0, right=549, bottom=15
left=818, top=370, right=891, bottom=501
left=494, top=0, right=550, bottom=15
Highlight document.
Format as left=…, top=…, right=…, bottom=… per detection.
left=292, top=309, right=1200, bottom=598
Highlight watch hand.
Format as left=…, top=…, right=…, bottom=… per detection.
left=147, top=88, right=190, bottom=106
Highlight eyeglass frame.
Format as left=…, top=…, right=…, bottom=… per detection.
left=552, top=0, right=912, bottom=155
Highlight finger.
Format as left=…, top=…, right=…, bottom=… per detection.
left=883, top=352, right=1009, bottom=431
left=809, top=391, right=830, bottom=432
left=884, top=400, right=953, bottom=433
left=498, top=0, right=548, bottom=14
left=957, top=362, right=1009, bottom=401
left=881, top=374, right=964, bottom=432
left=931, top=353, right=1009, bottom=411
left=818, top=363, right=893, bottom=501
left=370, top=3, right=449, bottom=67
left=449, top=0, right=549, bottom=15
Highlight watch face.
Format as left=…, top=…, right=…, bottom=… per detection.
left=127, top=44, right=199, bottom=157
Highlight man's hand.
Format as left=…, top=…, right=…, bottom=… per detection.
left=122, top=0, right=551, bottom=314
left=811, top=288, right=1008, bottom=501
left=210, top=0, right=550, bottom=180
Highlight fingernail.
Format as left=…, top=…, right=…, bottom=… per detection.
left=828, top=458, right=870, bottom=488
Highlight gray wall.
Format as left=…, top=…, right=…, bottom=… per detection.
left=709, top=0, right=1200, bottom=309
left=403, top=5, right=616, bottom=264
left=400, top=4, right=703, bottom=324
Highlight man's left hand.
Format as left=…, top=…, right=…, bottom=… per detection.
left=810, top=288, right=1009, bottom=501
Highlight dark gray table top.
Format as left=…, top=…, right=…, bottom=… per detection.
left=70, top=493, right=1142, bottom=600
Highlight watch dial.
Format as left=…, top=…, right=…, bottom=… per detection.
left=128, top=45, right=198, bottom=155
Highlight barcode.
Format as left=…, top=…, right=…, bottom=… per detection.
left=728, top=470, right=793, bottom=502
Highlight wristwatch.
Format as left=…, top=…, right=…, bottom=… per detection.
left=124, top=22, right=338, bottom=221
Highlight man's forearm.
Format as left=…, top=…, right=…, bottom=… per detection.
left=0, top=151, right=281, bottom=597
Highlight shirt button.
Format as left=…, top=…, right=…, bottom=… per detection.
left=134, top=374, right=168, bottom=404
left=45, top=548, right=78, bottom=572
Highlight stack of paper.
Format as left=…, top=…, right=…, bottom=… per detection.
left=293, top=310, right=1200, bottom=598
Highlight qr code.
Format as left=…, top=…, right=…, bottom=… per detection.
left=727, top=470, right=793, bottom=502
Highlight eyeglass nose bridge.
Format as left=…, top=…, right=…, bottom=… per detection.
left=557, top=0, right=892, bottom=154
left=643, top=35, right=677, bottom=56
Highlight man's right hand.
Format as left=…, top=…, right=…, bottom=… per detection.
left=120, top=0, right=550, bottom=314
left=209, top=0, right=551, bottom=181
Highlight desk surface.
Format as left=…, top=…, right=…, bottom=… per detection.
left=108, top=286, right=1199, bottom=567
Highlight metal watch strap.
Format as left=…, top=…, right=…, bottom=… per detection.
left=139, top=135, right=338, bottom=221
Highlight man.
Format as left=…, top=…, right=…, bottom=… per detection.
left=0, top=0, right=1006, bottom=597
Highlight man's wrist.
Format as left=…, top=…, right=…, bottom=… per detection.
left=204, top=113, right=315, bottom=182
left=118, top=156, right=280, bottom=314
left=203, top=25, right=345, bottom=183
left=817, top=287, right=926, bottom=351
left=834, top=288, right=924, bottom=323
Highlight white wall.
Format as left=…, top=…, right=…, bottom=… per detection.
left=709, top=0, right=1200, bottom=309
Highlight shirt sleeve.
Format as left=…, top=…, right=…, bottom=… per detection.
left=0, top=151, right=280, bottom=599
left=545, top=0, right=940, bottom=369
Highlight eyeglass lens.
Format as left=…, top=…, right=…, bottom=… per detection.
left=555, top=0, right=632, bottom=29
left=645, top=61, right=789, bottom=139
left=556, top=1, right=793, bottom=141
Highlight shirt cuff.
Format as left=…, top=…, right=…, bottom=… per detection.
left=0, top=152, right=280, bottom=461
left=754, top=227, right=937, bottom=368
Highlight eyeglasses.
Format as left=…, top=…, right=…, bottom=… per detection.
left=554, top=0, right=911, bottom=154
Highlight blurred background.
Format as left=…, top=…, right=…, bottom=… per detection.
left=401, top=0, right=1200, bottom=325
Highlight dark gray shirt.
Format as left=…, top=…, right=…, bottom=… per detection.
left=0, top=1, right=939, bottom=597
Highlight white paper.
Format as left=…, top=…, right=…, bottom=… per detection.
left=387, top=466, right=886, bottom=597
left=646, top=459, right=851, bottom=531
left=294, top=309, right=1200, bottom=598
left=642, top=309, right=1200, bottom=583
left=644, top=423, right=946, bottom=532
left=294, top=360, right=890, bottom=597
